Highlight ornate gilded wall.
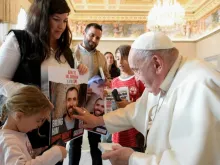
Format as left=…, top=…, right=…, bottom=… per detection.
left=69, top=6, right=220, bottom=41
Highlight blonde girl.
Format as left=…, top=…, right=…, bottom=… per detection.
left=0, top=86, right=67, bottom=165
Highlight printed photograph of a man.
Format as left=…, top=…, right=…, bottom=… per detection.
left=93, top=98, right=105, bottom=117
left=59, top=87, right=78, bottom=132
left=87, top=97, right=107, bottom=135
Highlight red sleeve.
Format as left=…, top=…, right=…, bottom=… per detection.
left=111, top=77, right=117, bottom=89
left=138, top=80, right=145, bottom=96
left=109, top=79, right=113, bottom=88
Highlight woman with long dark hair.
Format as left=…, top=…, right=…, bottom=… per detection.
left=0, top=0, right=87, bottom=150
left=104, top=52, right=120, bottom=79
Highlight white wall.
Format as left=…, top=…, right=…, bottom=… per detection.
left=196, top=30, right=220, bottom=59
left=174, top=42, right=196, bottom=57
left=20, top=0, right=31, bottom=12
left=72, top=40, right=133, bottom=55
left=196, top=30, right=220, bottom=71
left=72, top=40, right=196, bottom=57
left=73, top=30, right=220, bottom=59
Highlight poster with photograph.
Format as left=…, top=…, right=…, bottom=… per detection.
left=48, top=66, right=89, bottom=144
left=104, top=87, right=130, bottom=113
left=85, top=75, right=107, bottom=135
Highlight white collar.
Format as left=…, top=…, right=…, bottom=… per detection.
left=160, top=55, right=182, bottom=92
left=118, top=75, right=135, bottom=81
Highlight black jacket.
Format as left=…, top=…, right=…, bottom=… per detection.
left=11, top=30, right=74, bottom=86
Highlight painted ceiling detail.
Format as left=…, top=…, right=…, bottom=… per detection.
left=28, top=0, right=220, bottom=40
left=67, top=0, right=220, bottom=21
left=69, top=6, right=220, bottom=41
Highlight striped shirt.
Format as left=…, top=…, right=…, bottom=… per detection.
left=111, top=75, right=145, bottom=147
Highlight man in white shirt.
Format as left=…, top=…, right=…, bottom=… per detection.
left=72, top=32, right=220, bottom=165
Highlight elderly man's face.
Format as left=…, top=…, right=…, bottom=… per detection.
left=128, top=49, right=162, bottom=95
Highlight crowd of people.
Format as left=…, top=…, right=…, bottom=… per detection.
left=0, top=0, right=220, bottom=165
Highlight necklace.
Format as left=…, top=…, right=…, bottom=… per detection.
left=151, top=56, right=183, bottom=122
left=152, top=91, right=166, bottom=122
left=50, top=47, right=59, bottom=53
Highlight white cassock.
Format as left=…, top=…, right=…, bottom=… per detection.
left=104, top=55, right=220, bottom=165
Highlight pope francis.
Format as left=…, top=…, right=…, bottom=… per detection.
left=73, top=31, right=220, bottom=165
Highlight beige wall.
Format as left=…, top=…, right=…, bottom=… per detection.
left=196, top=30, right=220, bottom=59
left=72, top=40, right=133, bottom=55
left=21, top=0, right=31, bottom=12
left=72, top=40, right=196, bottom=57
left=97, top=40, right=133, bottom=55
left=174, top=42, right=196, bottom=57
left=196, top=30, right=220, bottom=71
left=73, top=31, right=220, bottom=70
left=0, top=0, right=30, bottom=24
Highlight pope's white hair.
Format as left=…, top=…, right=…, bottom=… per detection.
left=130, top=47, right=179, bottom=63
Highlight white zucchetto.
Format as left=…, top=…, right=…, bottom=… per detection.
left=132, top=32, right=174, bottom=50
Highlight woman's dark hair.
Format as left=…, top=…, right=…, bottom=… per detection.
left=104, top=51, right=120, bottom=78
left=104, top=52, right=117, bottom=67
left=26, top=0, right=72, bottom=62
left=104, top=52, right=112, bottom=56
left=115, top=45, right=131, bottom=58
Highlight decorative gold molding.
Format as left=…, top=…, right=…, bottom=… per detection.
left=184, top=0, right=207, bottom=12
left=70, top=15, right=147, bottom=21
left=194, top=0, right=220, bottom=20
left=68, top=0, right=220, bottom=21
left=69, top=12, right=196, bottom=22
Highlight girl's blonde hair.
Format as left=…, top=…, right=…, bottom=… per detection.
left=0, top=86, right=53, bottom=122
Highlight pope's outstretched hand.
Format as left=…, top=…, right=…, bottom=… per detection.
left=71, top=107, right=105, bottom=129
left=102, top=145, right=134, bottom=165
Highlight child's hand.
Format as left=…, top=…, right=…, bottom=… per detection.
left=33, top=146, right=48, bottom=156
left=104, top=79, right=111, bottom=88
left=56, top=146, right=67, bottom=159
left=116, top=99, right=130, bottom=108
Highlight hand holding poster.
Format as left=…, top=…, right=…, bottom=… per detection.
left=104, top=87, right=130, bottom=112
left=48, top=66, right=89, bottom=144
